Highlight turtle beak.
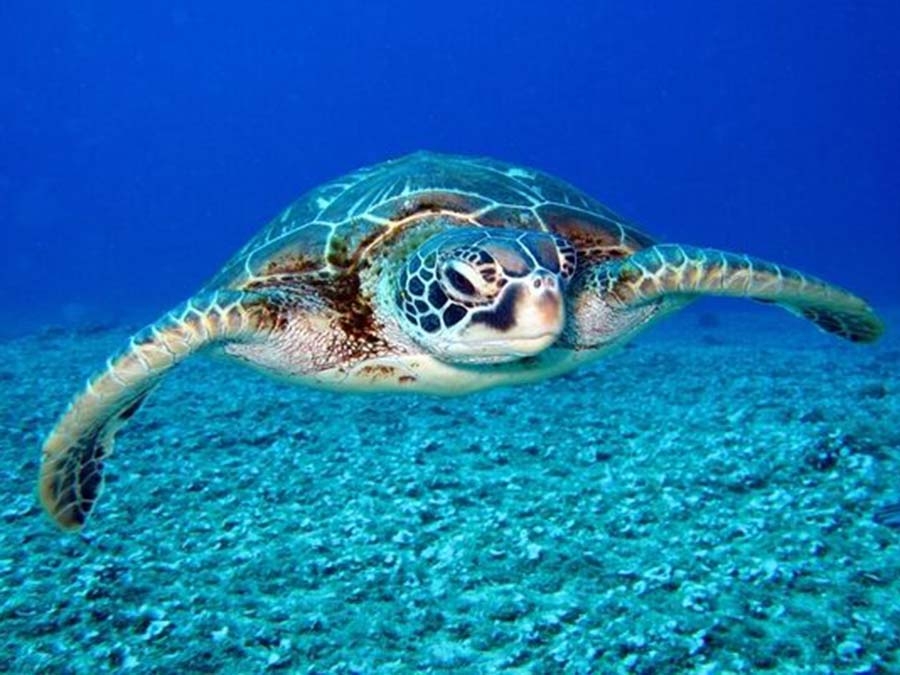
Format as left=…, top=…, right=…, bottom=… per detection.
left=454, top=271, right=565, bottom=360
left=515, top=271, right=565, bottom=340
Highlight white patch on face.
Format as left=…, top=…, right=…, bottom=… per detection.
left=315, top=196, right=331, bottom=210
left=514, top=286, right=565, bottom=338
left=439, top=277, right=566, bottom=364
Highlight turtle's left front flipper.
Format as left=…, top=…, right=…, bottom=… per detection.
left=571, top=244, right=884, bottom=346
left=38, top=290, right=281, bottom=531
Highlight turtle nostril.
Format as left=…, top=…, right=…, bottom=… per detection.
left=532, top=272, right=557, bottom=290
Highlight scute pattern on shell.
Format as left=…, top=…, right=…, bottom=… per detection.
left=204, top=151, right=655, bottom=293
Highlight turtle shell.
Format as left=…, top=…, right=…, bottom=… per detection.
left=206, top=151, right=655, bottom=293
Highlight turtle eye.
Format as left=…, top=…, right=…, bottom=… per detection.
left=440, top=262, right=486, bottom=301
left=445, top=267, right=476, bottom=296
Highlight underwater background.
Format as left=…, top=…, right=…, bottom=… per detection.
left=1, top=1, right=899, bottom=673
left=2, top=2, right=899, bottom=329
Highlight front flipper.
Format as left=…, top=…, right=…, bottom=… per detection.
left=39, top=290, right=280, bottom=530
left=571, top=244, right=884, bottom=346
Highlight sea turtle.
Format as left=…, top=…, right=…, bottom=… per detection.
left=39, top=151, right=884, bottom=530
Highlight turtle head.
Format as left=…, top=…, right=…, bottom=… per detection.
left=393, top=227, right=576, bottom=363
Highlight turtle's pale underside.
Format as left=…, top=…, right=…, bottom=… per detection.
left=39, top=152, right=884, bottom=530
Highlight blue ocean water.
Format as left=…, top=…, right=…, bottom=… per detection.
left=2, top=2, right=898, bottom=332
left=3, top=3, right=900, bottom=673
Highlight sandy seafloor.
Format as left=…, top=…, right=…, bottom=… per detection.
left=1, top=305, right=898, bottom=674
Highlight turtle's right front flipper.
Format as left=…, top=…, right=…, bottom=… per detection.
left=38, top=290, right=280, bottom=531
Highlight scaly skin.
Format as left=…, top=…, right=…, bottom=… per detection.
left=38, top=290, right=281, bottom=529
left=569, top=245, right=884, bottom=347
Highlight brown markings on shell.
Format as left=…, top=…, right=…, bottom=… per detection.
left=323, top=192, right=479, bottom=273
left=313, top=194, right=482, bottom=353
left=388, top=191, right=482, bottom=221
left=537, top=205, right=655, bottom=265
left=326, top=238, right=353, bottom=269
left=322, top=269, right=384, bottom=350
left=244, top=193, right=487, bottom=359
left=233, top=278, right=296, bottom=332
left=477, top=205, right=539, bottom=230
left=263, top=253, right=323, bottom=276
left=333, top=224, right=390, bottom=271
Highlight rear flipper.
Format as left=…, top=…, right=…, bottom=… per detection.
left=586, top=244, right=884, bottom=343
left=39, top=290, right=278, bottom=530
